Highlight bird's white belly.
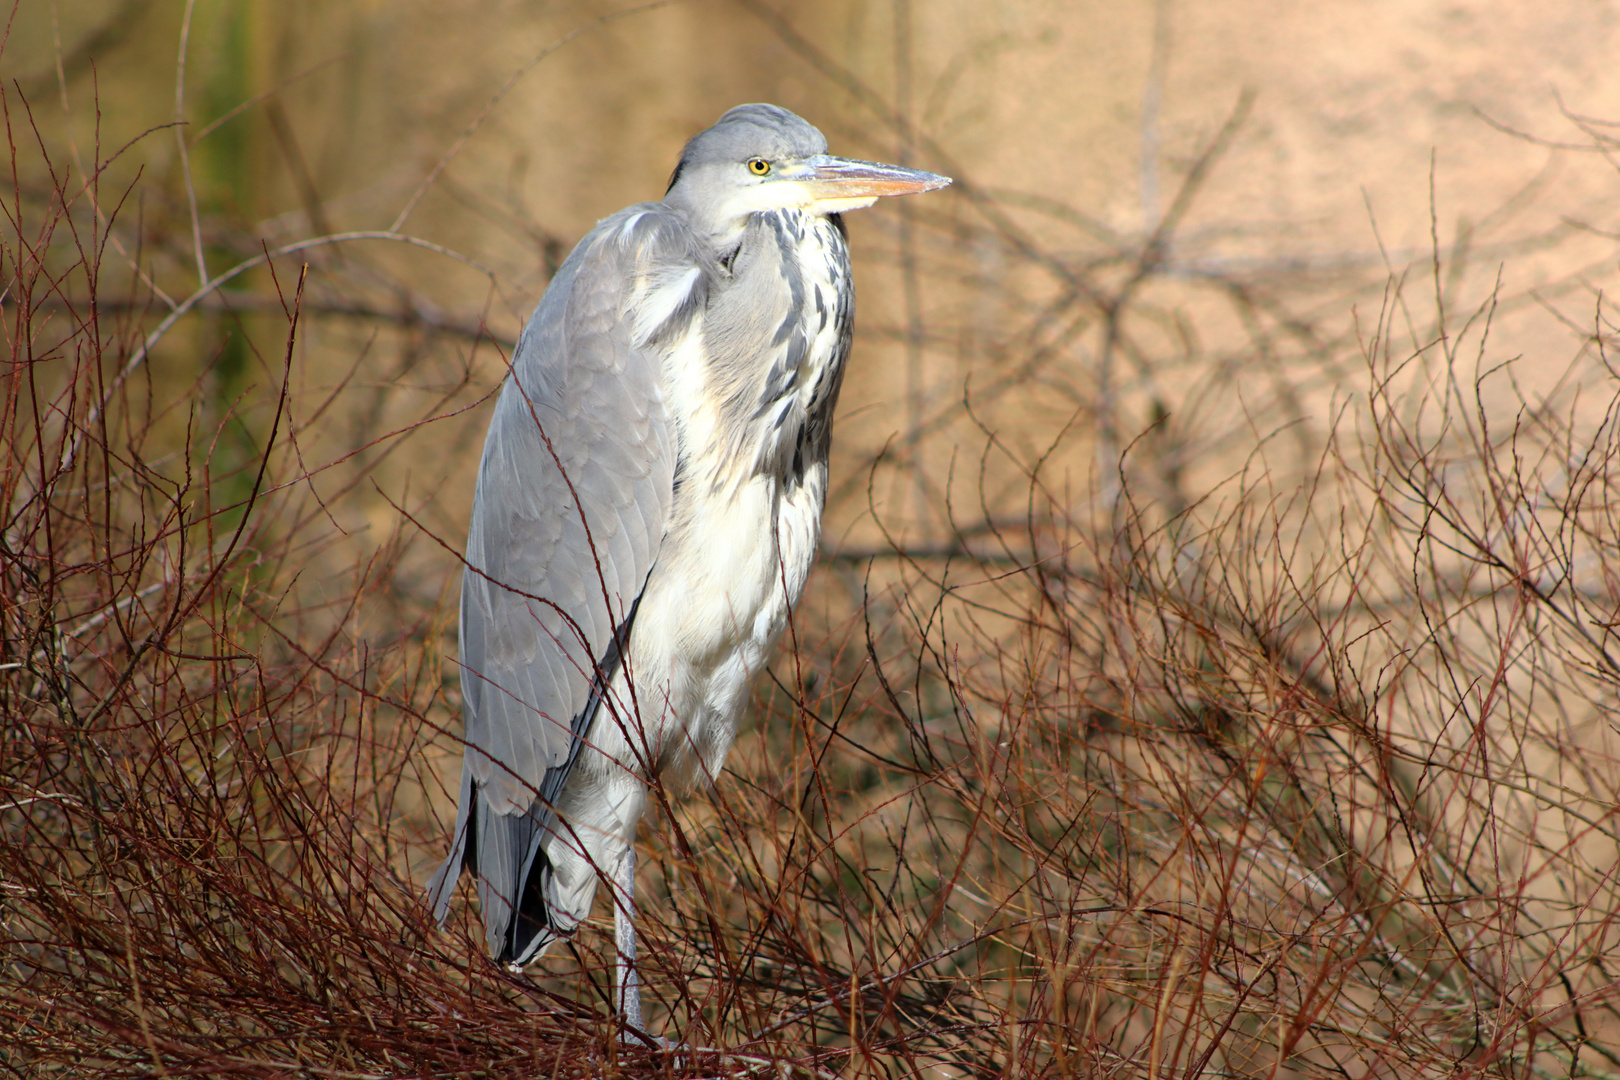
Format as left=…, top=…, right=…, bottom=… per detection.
left=537, top=469, right=823, bottom=936
left=596, top=466, right=825, bottom=789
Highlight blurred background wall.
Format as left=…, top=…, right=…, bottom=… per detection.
left=9, top=0, right=1617, bottom=549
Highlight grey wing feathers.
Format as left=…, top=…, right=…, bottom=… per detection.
left=428, top=204, right=708, bottom=960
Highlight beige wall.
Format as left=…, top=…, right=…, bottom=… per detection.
left=10, top=0, right=1618, bottom=547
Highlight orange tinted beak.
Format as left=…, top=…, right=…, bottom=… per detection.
left=801, top=155, right=952, bottom=200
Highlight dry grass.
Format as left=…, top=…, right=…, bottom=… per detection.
left=6, top=7, right=1620, bottom=1077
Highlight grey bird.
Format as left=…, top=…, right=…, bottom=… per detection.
left=426, top=103, right=949, bottom=1039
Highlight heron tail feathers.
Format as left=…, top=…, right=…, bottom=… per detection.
left=423, top=765, right=575, bottom=965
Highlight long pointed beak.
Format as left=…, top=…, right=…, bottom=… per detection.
left=802, top=155, right=952, bottom=200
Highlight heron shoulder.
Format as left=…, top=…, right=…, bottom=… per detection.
left=550, top=202, right=717, bottom=351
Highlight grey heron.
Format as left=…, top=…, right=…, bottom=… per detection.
left=426, top=103, right=949, bottom=1039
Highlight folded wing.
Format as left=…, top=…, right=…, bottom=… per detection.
left=427, top=205, right=709, bottom=963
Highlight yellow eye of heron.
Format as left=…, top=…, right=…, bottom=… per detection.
left=747, top=157, right=771, bottom=176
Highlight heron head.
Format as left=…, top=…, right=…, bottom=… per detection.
left=664, top=103, right=950, bottom=244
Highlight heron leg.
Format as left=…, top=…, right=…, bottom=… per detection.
left=614, top=844, right=651, bottom=1043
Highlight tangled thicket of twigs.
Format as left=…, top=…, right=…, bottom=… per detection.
left=6, top=37, right=1620, bottom=1080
